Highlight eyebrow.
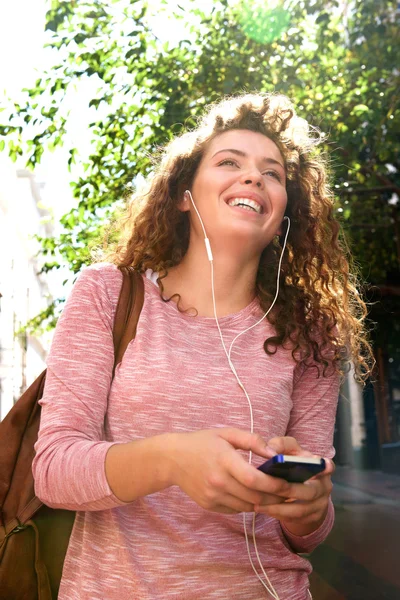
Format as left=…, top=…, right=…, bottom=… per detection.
left=211, top=148, right=285, bottom=171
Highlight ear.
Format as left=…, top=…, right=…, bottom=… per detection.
left=276, top=215, right=288, bottom=237
left=178, top=190, right=190, bottom=213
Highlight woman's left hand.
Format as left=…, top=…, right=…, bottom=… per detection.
left=254, top=436, right=334, bottom=537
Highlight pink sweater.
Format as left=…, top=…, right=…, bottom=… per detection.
left=33, top=263, right=339, bottom=600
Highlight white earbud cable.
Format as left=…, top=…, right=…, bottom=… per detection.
left=186, top=190, right=293, bottom=599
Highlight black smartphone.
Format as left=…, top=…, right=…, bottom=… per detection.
left=257, top=454, right=326, bottom=483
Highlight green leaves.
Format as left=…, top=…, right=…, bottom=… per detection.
left=351, top=104, right=370, bottom=116
left=0, top=0, right=399, bottom=333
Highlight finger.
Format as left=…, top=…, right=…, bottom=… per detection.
left=232, top=460, right=295, bottom=498
left=218, top=428, right=276, bottom=458
left=255, top=496, right=328, bottom=520
left=266, top=436, right=314, bottom=457
left=222, top=445, right=328, bottom=502
left=278, top=479, right=325, bottom=502
left=222, top=449, right=293, bottom=496
left=202, top=471, right=266, bottom=508
left=319, top=457, right=335, bottom=476
left=214, top=475, right=265, bottom=506
left=258, top=493, right=285, bottom=506
left=280, top=475, right=333, bottom=503
left=244, top=476, right=323, bottom=505
left=211, top=494, right=256, bottom=514
left=305, top=475, right=333, bottom=500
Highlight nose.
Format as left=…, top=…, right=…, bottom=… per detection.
left=240, top=167, right=264, bottom=189
left=244, top=178, right=262, bottom=188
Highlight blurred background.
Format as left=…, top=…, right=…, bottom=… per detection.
left=0, top=1, right=399, bottom=598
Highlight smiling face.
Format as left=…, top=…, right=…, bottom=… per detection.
left=187, top=129, right=288, bottom=258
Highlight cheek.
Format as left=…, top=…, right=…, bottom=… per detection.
left=192, top=173, right=210, bottom=197
left=193, top=171, right=235, bottom=199
left=278, top=187, right=288, bottom=209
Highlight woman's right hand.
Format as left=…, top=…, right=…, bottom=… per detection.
left=167, top=428, right=279, bottom=514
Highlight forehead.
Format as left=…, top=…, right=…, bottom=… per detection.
left=203, top=129, right=284, bottom=163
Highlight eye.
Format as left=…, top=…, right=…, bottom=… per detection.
left=264, top=170, right=282, bottom=182
left=218, top=159, right=239, bottom=167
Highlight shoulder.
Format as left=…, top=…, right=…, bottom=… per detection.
left=74, top=262, right=122, bottom=297
left=78, top=262, right=122, bottom=282
left=61, top=263, right=125, bottom=323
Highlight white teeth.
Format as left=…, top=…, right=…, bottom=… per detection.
left=227, top=197, right=263, bottom=214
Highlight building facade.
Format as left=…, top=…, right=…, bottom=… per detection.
left=0, top=160, right=54, bottom=419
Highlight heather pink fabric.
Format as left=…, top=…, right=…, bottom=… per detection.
left=33, top=263, right=339, bottom=600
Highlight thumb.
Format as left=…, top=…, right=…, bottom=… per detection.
left=218, top=428, right=274, bottom=458
left=266, top=436, right=315, bottom=457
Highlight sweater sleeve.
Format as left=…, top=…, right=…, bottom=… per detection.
left=280, top=360, right=340, bottom=553
left=281, top=497, right=335, bottom=554
left=32, top=263, right=130, bottom=511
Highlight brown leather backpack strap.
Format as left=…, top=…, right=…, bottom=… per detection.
left=28, top=519, right=52, bottom=600
left=113, top=267, right=144, bottom=374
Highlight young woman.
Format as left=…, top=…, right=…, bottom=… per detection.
left=33, top=93, right=372, bottom=599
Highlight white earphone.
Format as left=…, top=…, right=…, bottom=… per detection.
left=184, top=190, right=293, bottom=599
left=184, top=190, right=214, bottom=261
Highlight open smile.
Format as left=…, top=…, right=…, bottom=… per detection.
left=224, top=192, right=267, bottom=215
left=226, top=197, right=264, bottom=214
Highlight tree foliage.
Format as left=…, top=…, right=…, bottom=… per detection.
left=1, top=0, right=399, bottom=297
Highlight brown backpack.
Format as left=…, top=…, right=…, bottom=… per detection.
left=0, top=266, right=144, bottom=600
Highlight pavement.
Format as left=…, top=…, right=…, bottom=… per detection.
left=331, top=466, right=400, bottom=504
left=308, top=467, right=400, bottom=600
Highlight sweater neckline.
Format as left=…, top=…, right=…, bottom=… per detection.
left=143, top=276, right=262, bottom=327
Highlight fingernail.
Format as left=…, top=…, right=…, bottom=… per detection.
left=266, top=446, right=277, bottom=456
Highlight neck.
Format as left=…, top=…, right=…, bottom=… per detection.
left=161, top=239, right=259, bottom=318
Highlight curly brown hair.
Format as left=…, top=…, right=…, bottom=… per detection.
left=99, top=92, right=374, bottom=383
